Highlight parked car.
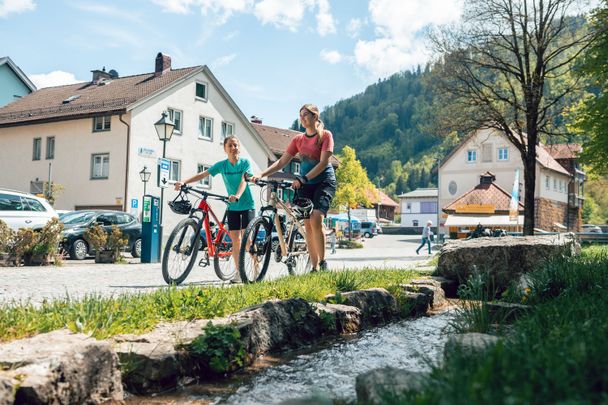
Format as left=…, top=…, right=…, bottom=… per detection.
left=360, top=221, right=379, bottom=238
left=582, top=224, right=603, bottom=233
left=60, top=210, right=142, bottom=260
left=0, top=188, right=58, bottom=230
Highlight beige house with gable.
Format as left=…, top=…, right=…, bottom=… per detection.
left=0, top=53, right=275, bottom=235
left=439, top=127, right=584, bottom=233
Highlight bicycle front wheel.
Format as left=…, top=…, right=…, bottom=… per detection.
left=239, top=216, right=272, bottom=283
left=162, top=218, right=200, bottom=285
left=286, top=225, right=311, bottom=276
left=213, top=227, right=236, bottom=281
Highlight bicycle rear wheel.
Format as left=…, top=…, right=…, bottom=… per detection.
left=286, top=225, right=311, bottom=276
left=239, top=216, right=272, bottom=283
left=162, top=218, right=200, bottom=285
left=213, top=227, right=236, bottom=280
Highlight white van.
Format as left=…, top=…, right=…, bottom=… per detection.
left=0, top=189, right=58, bottom=230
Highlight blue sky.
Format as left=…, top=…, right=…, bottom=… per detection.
left=0, top=0, right=596, bottom=128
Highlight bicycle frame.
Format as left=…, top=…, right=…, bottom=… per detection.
left=194, top=199, right=231, bottom=260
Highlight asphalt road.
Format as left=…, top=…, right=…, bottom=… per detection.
left=0, top=234, right=437, bottom=305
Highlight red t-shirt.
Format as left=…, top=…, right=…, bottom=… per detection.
left=286, top=130, right=335, bottom=183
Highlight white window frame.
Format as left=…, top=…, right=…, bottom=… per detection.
left=546, top=176, right=550, bottom=190
left=467, top=149, right=477, bottom=163
left=32, top=138, right=41, bottom=161
left=406, top=202, right=412, bottom=211
left=197, top=163, right=211, bottom=188
left=277, top=188, right=284, bottom=200
left=93, top=116, right=111, bottom=132
left=195, top=81, right=208, bottom=101
left=46, top=136, right=55, bottom=160
left=168, top=159, right=181, bottom=183
left=497, top=146, right=509, bottom=161
left=553, top=178, right=558, bottom=191
left=91, top=153, right=110, bottom=179
left=221, top=121, right=235, bottom=143
left=198, top=116, right=213, bottom=141
left=168, top=108, right=183, bottom=135
left=293, top=162, right=301, bottom=175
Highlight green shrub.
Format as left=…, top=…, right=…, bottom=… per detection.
left=338, top=239, right=363, bottom=249
left=0, top=220, right=14, bottom=253
left=188, top=321, right=246, bottom=374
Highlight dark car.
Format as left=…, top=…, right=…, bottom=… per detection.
left=60, top=211, right=142, bottom=260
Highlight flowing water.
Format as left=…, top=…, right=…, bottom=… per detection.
left=127, top=310, right=456, bottom=405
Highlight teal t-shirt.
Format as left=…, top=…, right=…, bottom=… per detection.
left=208, top=158, right=254, bottom=211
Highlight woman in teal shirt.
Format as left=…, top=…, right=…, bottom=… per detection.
left=174, top=135, right=254, bottom=283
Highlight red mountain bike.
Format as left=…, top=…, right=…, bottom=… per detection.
left=161, top=186, right=234, bottom=285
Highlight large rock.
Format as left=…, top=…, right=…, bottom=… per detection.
left=437, top=234, right=579, bottom=291
left=235, top=298, right=324, bottom=355
left=0, top=375, right=14, bottom=405
left=312, top=302, right=362, bottom=334
left=0, top=329, right=123, bottom=404
left=399, top=291, right=431, bottom=316
left=355, top=367, right=427, bottom=404
left=326, top=288, right=399, bottom=327
left=444, top=333, right=500, bottom=360
left=403, top=281, right=447, bottom=309
left=113, top=318, right=251, bottom=394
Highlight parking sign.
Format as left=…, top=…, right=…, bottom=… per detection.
left=158, top=158, right=170, bottom=188
left=131, top=198, right=138, bottom=209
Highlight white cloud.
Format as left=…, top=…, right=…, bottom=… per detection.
left=224, top=30, right=239, bottom=41
left=315, top=0, right=335, bottom=36
left=346, top=18, right=363, bottom=38
left=154, top=0, right=253, bottom=23
left=152, top=0, right=195, bottom=14
left=253, top=0, right=307, bottom=31
left=29, top=71, right=81, bottom=89
left=211, top=53, right=237, bottom=69
left=320, top=49, right=342, bottom=64
left=0, top=0, right=35, bottom=18
left=352, top=0, right=461, bottom=78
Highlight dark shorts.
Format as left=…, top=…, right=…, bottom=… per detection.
left=298, top=179, right=336, bottom=216
left=226, top=209, right=254, bottom=231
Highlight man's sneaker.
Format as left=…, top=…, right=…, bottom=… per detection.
left=319, top=260, right=328, bottom=271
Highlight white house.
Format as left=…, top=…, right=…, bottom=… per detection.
left=0, top=53, right=275, bottom=235
left=398, top=188, right=438, bottom=228
left=439, top=127, right=583, bottom=233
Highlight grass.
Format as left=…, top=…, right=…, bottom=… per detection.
left=0, top=268, right=421, bottom=342
left=391, top=246, right=608, bottom=404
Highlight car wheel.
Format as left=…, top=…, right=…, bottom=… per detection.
left=131, top=238, right=142, bottom=258
left=70, top=239, right=88, bottom=260
left=364, top=232, right=371, bottom=238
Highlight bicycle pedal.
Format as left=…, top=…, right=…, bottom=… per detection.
left=198, top=258, right=209, bottom=267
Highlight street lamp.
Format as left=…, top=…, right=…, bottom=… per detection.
left=154, top=111, right=175, bottom=226
left=139, top=166, right=151, bottom=196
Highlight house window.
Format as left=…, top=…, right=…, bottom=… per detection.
left=498, top=147, right=508, bottom=161
left=413, top=220, right=419, bottom=227
left=199, top=116, right=213, bottom=140
left=93, top=116, right=111, bottom=132
left=197, top=164, right=211, bottom=188
left=406, top=202, right=412, bottom=211
left=467, top=149, right=477, bottom=163
left=420, top=201, right=438, bottom=214
left=46, top=137, right=55, bottom=160
left=91, top=153, right=110, bottom=179
left=32, top=138, right=41, bottom=160
left=553, top=178, right=557, bottom=190
left=293, top=162, right=301, bottom=175
left=221, top=121, right=234, bottom=143
left=195, top=82, right=207, bottom=100
left=482, top=143, right=493, bottom=162
left=277, top=188, right=284, bottom=200
left=168, top=108, right=182, bottom=134
left=169, top=159, right=181, bottom=182
left=546, top=176, right=550, bottom=190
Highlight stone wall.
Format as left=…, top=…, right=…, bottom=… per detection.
left=534, top=198, right=581, bottom=232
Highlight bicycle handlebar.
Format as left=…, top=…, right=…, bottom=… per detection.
left=179, top=185, right=233, bottom=203
left=244, top=173, right=294, bottom=189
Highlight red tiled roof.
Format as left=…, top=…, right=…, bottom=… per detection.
left=444, top=180, right=524, bottom=213
left=252, top=122, right=340, bottom=166
left=0, top=67, right=201, bottom=126
left=365, top=188, right=398, bottom=207
left=543, top=143, right=582, bottom=160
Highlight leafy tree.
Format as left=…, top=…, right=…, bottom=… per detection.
left=571, top=1, right=608, bottom=174
left=333, top=146, right=377, bottom=239
left=430, top=0, right=595, bottom=235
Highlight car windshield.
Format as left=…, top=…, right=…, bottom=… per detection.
left=61, top=212, right=96, bottom=225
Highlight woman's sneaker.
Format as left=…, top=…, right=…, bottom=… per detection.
left=319, top=260, right=328, bottom=271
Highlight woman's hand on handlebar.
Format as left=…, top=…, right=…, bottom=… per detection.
left=228, top=195, right=239, bottom=203
left=174, top=181, right=184, bottom=191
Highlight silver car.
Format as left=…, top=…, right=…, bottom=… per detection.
left=0, top=189, right=58, bottom=230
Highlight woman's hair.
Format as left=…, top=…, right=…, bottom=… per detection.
left=300, top=103, right=325, bottom=145
left=223, top=135, right=240, bottom=147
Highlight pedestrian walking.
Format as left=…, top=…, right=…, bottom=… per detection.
left=329, top=228, right=337, bottom=254
left=416, top=220, right=433, bottom=255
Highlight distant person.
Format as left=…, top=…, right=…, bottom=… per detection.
left=252, top=103, right=336, bottom=272
left=329, top=228, right=337, bottom=254
left=174, top=135, right=253, bottom=283
left=416, top=220, right=433, bottom=255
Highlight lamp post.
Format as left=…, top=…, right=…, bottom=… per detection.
left=139, top=166, right=151, bottom=196
left=154, top=111, right=175, bottom=227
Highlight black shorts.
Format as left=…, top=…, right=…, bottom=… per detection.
left=226, top=209, right=254, bottom=231
left=298, top=179, right=336, bottom=216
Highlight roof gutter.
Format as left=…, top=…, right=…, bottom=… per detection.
left=119, top=114, right=131, bottom=212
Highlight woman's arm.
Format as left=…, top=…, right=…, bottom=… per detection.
left=230, top=175, right=248, bottom=202
left=174, top=170, right=210, bottom=190
left=301, top=150, right=332, bottom=181
left=260, top=152, right=293, bottom=177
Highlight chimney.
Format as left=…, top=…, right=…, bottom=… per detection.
left=155, top=52, right=171, bottom=76
left=91, top=66, right=112, bottom=83
left=250, top=115, right=262, bottom=124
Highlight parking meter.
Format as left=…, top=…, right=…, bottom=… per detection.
left=141, top=194, right=160, bottom=263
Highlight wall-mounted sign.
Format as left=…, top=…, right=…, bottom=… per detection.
left=454, top=204, right=495, bottom=214
left=137, top=147, right=156, bottom=158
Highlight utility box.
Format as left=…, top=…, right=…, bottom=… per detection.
left=141, top=194, right=160, bottom=263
